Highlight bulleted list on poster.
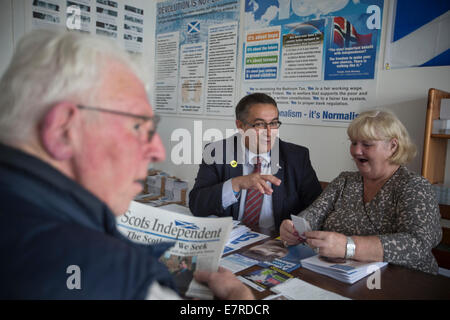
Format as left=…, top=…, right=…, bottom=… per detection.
left=116, top=201, right=233, bottom=299
left=178, top=42, right=207, bottom=114
left=206, top=21, right=238, bottom=116
left=155, top=31, right=179, bottom=113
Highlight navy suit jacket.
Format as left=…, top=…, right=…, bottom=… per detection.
left=189, top=135, right=322, bottom=231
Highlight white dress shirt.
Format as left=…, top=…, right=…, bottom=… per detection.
left=222, top=149, right=275, bottom=231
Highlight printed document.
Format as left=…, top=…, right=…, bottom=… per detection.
left=116, top=201, right=233, bottom=299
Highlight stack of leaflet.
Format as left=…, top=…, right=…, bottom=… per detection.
left=434, top=99, right=450, bottom=134
left=164, top=177, right=188, bottom=203
left=227, top=221, right=250, bottom=245
left=301, top=255, right=387, bottom=284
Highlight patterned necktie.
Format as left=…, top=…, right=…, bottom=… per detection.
left=242, top=156, right=263, bottom=227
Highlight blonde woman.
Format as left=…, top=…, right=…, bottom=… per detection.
left=280, top=110, right=442, bottom=274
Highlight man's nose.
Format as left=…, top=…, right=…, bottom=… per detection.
left=143, top=133, right=166, bottom=163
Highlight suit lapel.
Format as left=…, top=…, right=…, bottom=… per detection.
left=225, top=134, right=244, bottom=179
left=224, top=134, right=244, bottom=220
left=271, top=139, right=285, bottom=229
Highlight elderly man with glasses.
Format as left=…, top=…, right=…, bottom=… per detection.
left=189, top=93, right=322, bottom=233
left=0, top=29, right=253, bottom=300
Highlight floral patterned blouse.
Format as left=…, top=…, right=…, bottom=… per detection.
left=298, top=166, right=442, bottom=274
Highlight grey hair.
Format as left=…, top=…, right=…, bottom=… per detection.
left=0, top=28, right=142, bottom=145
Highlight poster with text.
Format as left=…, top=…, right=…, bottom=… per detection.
left=155, top=0, right=240, bottom=115
left=26, top=0, right=146, bottom=54
left=243, top=0, right=384, bottom=127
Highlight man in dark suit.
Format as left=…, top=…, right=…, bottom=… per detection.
left=189, top=93, right=322, bottom=232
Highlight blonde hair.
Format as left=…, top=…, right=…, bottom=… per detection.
left=347, top=110, right=417, bottom=165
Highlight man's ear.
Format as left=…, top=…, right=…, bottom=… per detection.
left=39, top=102, right=79, bottom=160
left=236, top=119, right=244, bottom=130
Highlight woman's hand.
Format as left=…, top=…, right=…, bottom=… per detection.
left=304, top=231, right=347, bottom=258
left=280, top=219, right=304, bottom=246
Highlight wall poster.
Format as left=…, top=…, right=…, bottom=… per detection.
left=243, top=0, right=384, bottom=127
left=26, top=0, right=146, bottom=53
left=154, top=0, right=240, bottom=116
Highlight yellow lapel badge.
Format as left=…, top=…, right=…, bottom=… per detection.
left=230, top=160, right=238, bottom=168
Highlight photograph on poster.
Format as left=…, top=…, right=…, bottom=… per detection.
left=243, top=0, right=384, bottom=127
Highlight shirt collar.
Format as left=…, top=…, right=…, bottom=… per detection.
left=246, top=148, right=271, bottom=166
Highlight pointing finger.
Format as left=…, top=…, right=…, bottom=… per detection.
left=261, top=174, right=281, bottom=186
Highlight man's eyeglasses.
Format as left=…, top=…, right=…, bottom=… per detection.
left=77, top=105, right=160, bottom=142
left=242, top=120, right=282, bottom=130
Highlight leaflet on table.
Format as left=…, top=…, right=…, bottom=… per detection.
left=301, top=255, right=388, bottom=284
left=219, top=253, right=258, bottom=273
left=116, top=201, right=233, bottom=299
left=263, top=294, right=291, bottom=300
left=239, top=238, right=317, bottom=272
left=270, top=278, right=350, bottom=300
left=223, top=231, right=269, bottom=254
left=228, top=221, right=251, bottom=244
left=238, top=265, right=294, bottom=292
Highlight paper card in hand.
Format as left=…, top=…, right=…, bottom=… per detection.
left=290, top=215, right=311, bottom=239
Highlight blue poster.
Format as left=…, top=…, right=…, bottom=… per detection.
left=324, top=12, right=380, bottom=80
left=244, top=0, right=384, bottom=81
left=243, top=0, right=384, bottom=127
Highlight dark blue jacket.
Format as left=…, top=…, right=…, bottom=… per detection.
left=189, top=135, right=322, bottom=231
left=0, top=143, right=175, bottom=299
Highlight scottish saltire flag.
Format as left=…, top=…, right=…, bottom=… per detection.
left=386, top=0, right=450, bottom=68
left=187, top=21, right=200, bottom=34
left=333, top=17, right=372, bottom=48
left=175, top=220, right=199, bottom=230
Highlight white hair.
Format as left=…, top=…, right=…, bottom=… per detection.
left=0, top=28, right=142, bottom=145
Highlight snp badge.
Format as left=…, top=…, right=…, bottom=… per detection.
left=230, top=160, right=237, bottom=168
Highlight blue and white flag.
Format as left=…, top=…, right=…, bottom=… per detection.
left=385, top=0, right=450, bottom=69
left=187, top=21, right=200, bottom=34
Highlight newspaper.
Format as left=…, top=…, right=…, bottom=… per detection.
left=116, top=201, right=233, bottom=299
